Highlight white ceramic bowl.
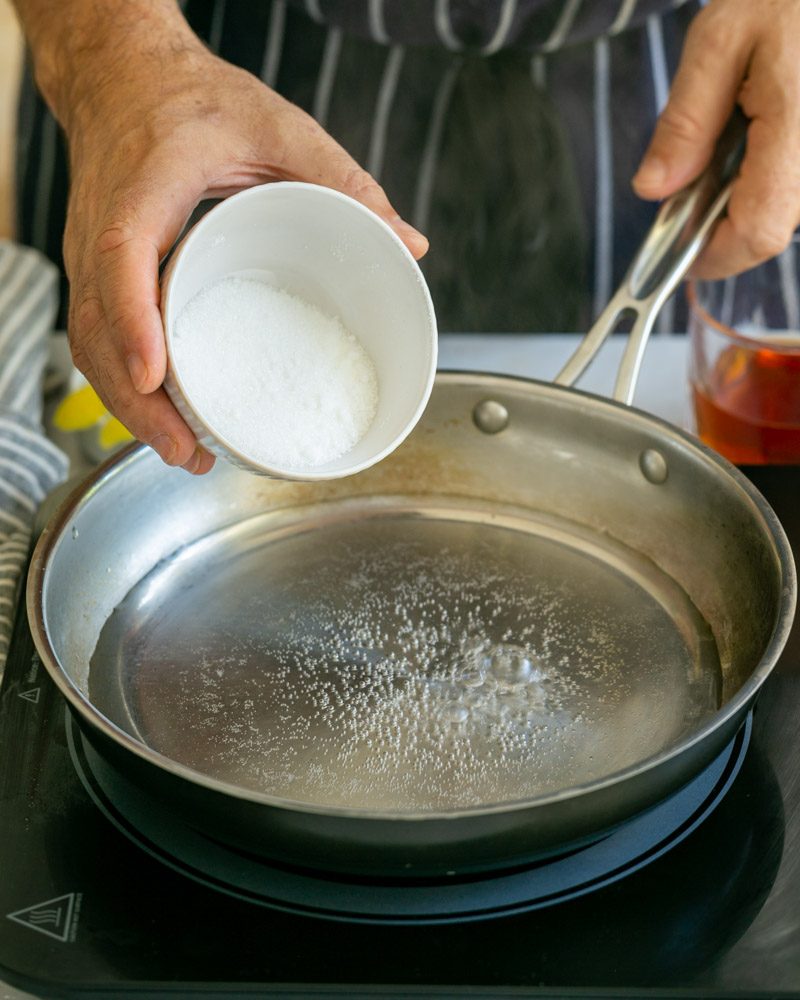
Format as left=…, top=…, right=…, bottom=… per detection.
left=161, top=182, right=437, bottom=479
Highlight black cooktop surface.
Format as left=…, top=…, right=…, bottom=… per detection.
left=1, top=467, right=798, bottom=999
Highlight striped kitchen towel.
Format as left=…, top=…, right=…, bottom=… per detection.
left=0, top=241, right=69, bottom=673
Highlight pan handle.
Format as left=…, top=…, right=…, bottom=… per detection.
left=554, top=110, right=748, bottom=404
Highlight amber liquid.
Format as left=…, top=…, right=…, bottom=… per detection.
left=692, top=342, right=800, bottom=464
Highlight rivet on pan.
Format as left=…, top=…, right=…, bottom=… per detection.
left=639, top=448, right=668, bottom=484
left=473, top=399, right=509, bottom=434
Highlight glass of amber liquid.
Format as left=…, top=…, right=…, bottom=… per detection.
left=688, top=248, right=800, bottom=464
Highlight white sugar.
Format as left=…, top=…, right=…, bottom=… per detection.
left=172, top=275, right=378, bottom=470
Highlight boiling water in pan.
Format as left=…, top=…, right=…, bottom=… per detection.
left=90, top=500, right=722, bottom=811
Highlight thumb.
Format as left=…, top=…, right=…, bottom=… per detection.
left=334, top=162, right=430, bottom=260
left=632, top=6, right=752, bottom=200
left=275, top=107, right=429, bottom=259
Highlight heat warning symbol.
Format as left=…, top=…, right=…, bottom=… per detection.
left=6, top=892, right=82, bottom=943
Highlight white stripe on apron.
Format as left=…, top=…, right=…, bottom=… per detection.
left=368, top=0, right=391, bottom=44
left=719, top=275, right=737, bottom=329
left=412, top=61, right=461, bottom=235
left=260, top=0, right=287, bottom=88
left=541, top=0, right=583, bottom=53
left=305, top=0, right=324, bottom=24
left=530, top=53, right=547, bottom=89
left=313, top=28, right=343, bottom=130
left=434, top=0, right=463, bottom=51
left=593, top=36, right=613, bottom=319
left=778, top=236, right=800, bottom=331
left=482, top=0, right=519, bottom=55
left=609, top=0, right=640, bottom=35
left=367, top=46, right=406, bottom=180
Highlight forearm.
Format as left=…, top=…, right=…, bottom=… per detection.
left=11, top=0, right=425, bottom=476
left=10, top=0, right=201, bottom=132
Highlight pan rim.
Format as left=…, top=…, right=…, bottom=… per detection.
left=27, top=371, right=798, bottom=822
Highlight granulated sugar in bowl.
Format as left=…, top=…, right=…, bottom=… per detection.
left=160, top=182, right=437, bottom=479
left=172, top=277, right=379, bottom=471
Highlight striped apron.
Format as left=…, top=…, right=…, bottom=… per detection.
left=16, top=0, right=703, bottom=333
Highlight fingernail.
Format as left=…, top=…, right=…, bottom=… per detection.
left=391, top=216, right=428, bottom=249
left=151, top=432, right=178, bottom=465
left=127, top=353, right=148, bottom=392
left=633, top=156, right=668, bottom=190
left=181, top=446, right=203, bottom=475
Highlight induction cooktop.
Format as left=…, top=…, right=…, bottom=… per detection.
left=0, top=467, right=798, bottom=999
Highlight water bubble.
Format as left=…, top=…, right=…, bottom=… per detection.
left=443, top=704, right=469, bottom=725
left=485, top=643, right=540, bottom=685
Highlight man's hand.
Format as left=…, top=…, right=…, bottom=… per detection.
left=15, top=0, right=427, bottom=473
left=633, top=0, right=800, bottom=280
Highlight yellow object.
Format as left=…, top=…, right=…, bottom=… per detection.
left=54, top=384, right=134, bottom=452
left=53, top=384, right=109, bottom=431
left=98, top=417, right=134, bottom=450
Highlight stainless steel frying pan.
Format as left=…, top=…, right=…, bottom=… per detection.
left=27, top=118, right=796, bottom=877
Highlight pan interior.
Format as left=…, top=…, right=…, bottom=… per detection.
left=89, top=496, right=722, bottom=813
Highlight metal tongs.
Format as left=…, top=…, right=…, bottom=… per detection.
left=555, top=111, right=749, bottom=404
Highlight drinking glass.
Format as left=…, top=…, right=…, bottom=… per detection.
left=687, top=237, right=800, bottom=465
